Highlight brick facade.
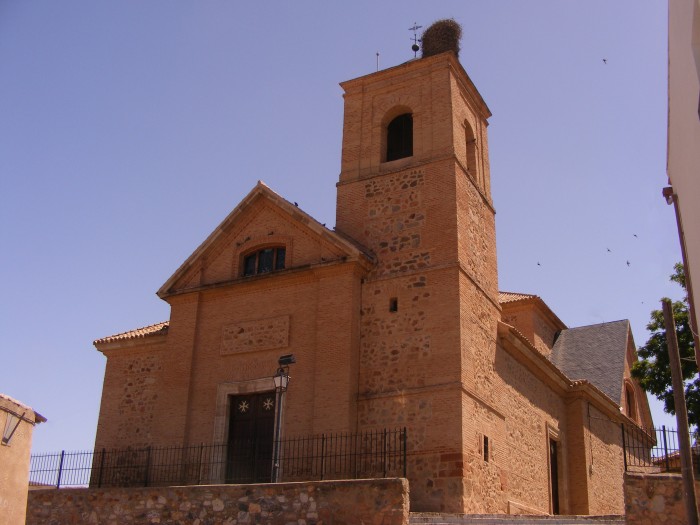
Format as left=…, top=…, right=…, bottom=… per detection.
left=93, top=51, right=651, bottom=514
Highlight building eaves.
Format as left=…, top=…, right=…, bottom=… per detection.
left=499, top=291, right=567, bottom=330
left=0, top=393, right=46, bottom=424
left=498, top=291, right=538, bottom=304
left=94, top=321, right=169, bottom=345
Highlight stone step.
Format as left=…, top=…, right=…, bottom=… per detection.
left=409, top=513, right=625, bottom=525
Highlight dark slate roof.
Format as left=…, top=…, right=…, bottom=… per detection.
left=550, top=319, right=630, bottom=404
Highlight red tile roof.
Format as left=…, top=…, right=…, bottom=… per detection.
left=498, top=291, right=538, bottom=304
left=94, top=321, right=169, bottom=345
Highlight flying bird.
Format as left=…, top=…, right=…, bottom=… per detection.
left=602, top=59, right=607, bottom=64
left=294, top=202, right=298, bottom=207
left=537, top=262, right=541, bottom=267
left=633, top=234, right=638, bottom=238
left=607, top=248, right=612, bottom=253
left=626, top=261, right=631, bottom=267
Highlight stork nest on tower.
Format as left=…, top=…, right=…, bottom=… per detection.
left=421, top=19, right=462, bottom=59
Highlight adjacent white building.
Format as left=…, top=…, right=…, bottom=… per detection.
left=667, top=0, right=700, bottom=348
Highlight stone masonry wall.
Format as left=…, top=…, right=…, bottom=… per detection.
left=94, top=344, right=167, bottom=450
left=27, top=478, right=409, bottom=525
left=625, top=472, right=700, bottom=525
left=586, top=405, right=625, bottom=514
left=349, top=157, right=467, bottom=513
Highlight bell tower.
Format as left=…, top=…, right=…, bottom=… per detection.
left=335, top=31, right=503, bottom=512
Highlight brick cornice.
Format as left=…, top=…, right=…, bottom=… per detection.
left=340, top=52, right=491, bottom=120
left=95, top=336, right=168, bottom=355
left=161, top=258, right=366, bottom=301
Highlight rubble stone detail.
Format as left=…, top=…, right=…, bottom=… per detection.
left=26, top=479, right=409, bottom=525
left=116, top=354, right=162, bottom=445
left=221, top=315, right=289, bottom=355
left=625, top=472, right=700, bottom=524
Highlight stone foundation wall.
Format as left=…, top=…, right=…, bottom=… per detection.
left=624, top=472, right=700, bottom=524
left=27, top=478, right=409, bottom=525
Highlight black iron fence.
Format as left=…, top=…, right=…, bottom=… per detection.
left=622, top=424, right=700, bottom=474
left=29, top=428, right=407, bottom=489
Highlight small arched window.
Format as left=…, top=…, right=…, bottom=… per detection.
left=465, top=120, right=478, bottom=178
left=386, top=113, right=413, bottom=162
left=243, top=246, right=286, bottom=276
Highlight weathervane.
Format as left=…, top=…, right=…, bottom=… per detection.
left=409, top=22, right=422, bottom=57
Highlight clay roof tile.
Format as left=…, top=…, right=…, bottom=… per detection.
left=498, top=291, right=539, bottom=304
left=94, top=321, right=169, bottom=345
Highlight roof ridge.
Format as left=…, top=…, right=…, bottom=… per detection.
left=499, top=290, right=537, bottom=296
left=498, top=291, right=540, bottom=303
left=564, top=319, right=629, bottom=331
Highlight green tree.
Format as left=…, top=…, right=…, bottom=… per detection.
left=632, top=263, right=699, bottom=427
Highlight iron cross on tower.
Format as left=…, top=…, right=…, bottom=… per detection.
left=409, top=23, right=422, bottom=57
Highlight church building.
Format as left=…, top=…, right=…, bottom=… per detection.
left=93, top=23, right=652, bottom=515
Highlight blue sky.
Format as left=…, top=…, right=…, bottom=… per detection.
left=0, top=1, right=681, bottom=453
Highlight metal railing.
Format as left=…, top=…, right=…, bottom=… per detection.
left=29, top=427, right=407, bottom=489
left=622, top=424, right=699, bottom=473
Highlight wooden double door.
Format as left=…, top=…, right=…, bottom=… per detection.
left=226, top=392, right=276, bottom=483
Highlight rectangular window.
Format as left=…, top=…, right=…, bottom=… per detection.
left=243, top=254, right=257, bottom=276
left=257, top=248, right=274, bottom=273
left=389, top=297, right=398, bottom=312
left=483, top=435, right=489, bottom=462
left=275, top=248, right=286, bottom=270
left=550, top=438, right=560, bottom=514
left=242, top=246, right=286, bottom=277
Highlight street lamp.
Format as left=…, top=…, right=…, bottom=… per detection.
left=272, top=354, right=295, bottom=482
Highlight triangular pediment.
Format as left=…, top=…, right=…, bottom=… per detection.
left=157, top=182, right=374, bottom=298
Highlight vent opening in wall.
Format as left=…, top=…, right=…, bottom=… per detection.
left=483, top=435, right=489, bottom=462
left=389, top=297, right=398, bottom=313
